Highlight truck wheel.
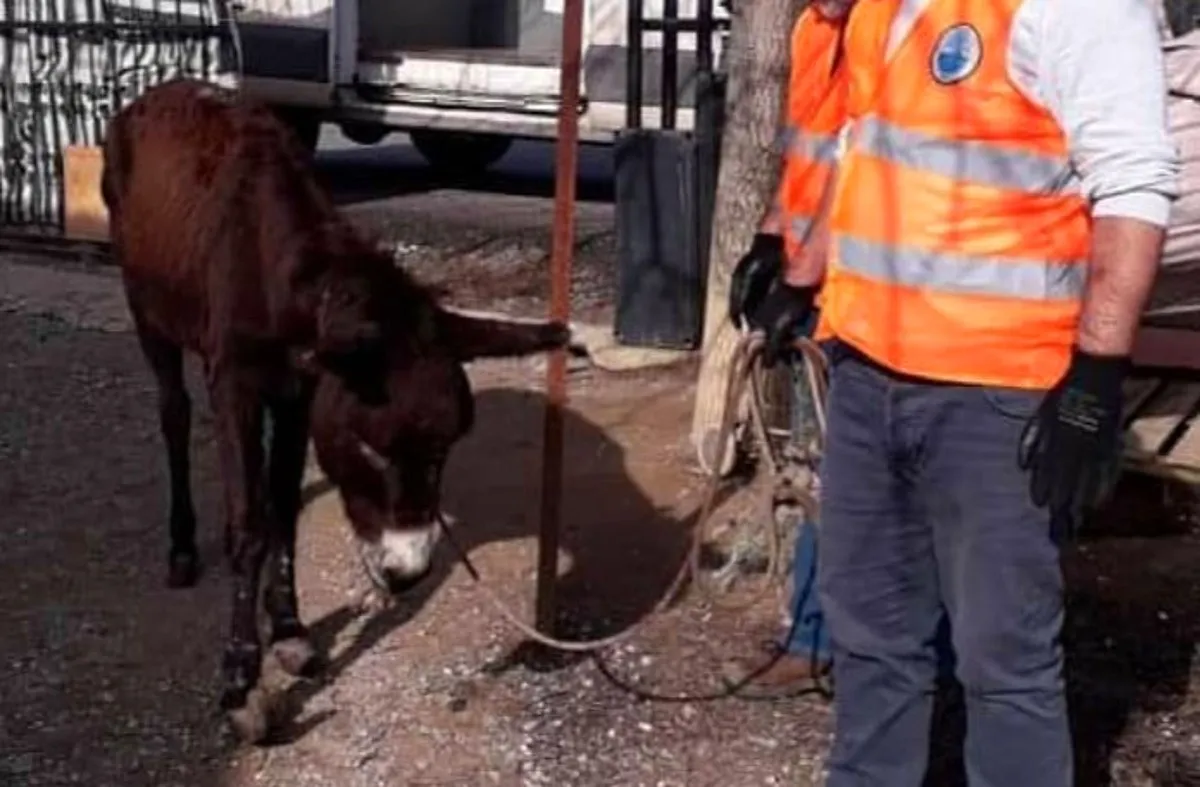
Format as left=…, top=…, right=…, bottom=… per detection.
left=409, top=130, right=513, bottom=175
left=339, top=121, right=390, bottom=146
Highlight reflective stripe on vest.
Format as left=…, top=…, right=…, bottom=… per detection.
left=762, top=200, right=817, bottom=241
left=852, top=115, right=1081, bottom=196
left=778, top=127, right=836, bottom=246
left=791, top=215, right=815, bottom=241
left=781, top=126, right=841, bottom=164
left=836, top=235, right=1086, bottom=302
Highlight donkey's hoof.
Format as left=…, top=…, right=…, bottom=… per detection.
left=166, top=553, right=200, bottom=589
left=272, top=637, right=323, bottom=678
left=226, top=687, right=274, bottom=745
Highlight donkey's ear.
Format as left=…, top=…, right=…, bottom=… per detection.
left=436, top=306, right=574, bottom=362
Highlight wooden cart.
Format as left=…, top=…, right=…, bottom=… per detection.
left=1124, top=325, right=1200, bottom=485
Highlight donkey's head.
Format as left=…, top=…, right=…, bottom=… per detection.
left=305, top=278, right=570, bottom=594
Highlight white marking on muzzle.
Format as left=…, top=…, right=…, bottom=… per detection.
left=379, top=522, right=442, bottom=578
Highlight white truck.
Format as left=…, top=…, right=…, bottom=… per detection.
left=228, top=0, right=729, bottom=172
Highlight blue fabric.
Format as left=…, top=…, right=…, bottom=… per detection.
left=783, top=342, right=831, bottom=662
left=783, top=516, right=831, bottom=660
left=818, top=344, right=1071, bottom=787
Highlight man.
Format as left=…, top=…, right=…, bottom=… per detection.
left=727, top=0, right=956, bottom=696
left=749, top=0, right=1180, bottom=784
left=724, top=0, right=855, bottom=692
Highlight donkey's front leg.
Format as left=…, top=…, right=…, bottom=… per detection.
left=264, top=389, right=322, bottom=678
left=208, top=368, right=273, bottom=743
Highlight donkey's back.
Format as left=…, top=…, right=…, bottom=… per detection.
left=101, top=78, right=334, bottom=353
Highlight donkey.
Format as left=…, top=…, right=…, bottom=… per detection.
left=101, top=78, right=569, bottom=742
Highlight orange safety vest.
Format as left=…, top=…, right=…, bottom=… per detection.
left=810, top=0, right=896, bottom=342
left=773, top=6, right=851, bottom=265
left=819, top=0, right=1092, bottom=390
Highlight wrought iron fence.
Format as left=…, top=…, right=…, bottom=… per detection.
left=0, top=0, right=238, bottom=231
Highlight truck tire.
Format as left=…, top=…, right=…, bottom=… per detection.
left=410, top=130, right=513, bottom=175
left=339, top=121, right=390, bottom=146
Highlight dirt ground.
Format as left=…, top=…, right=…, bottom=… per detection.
left=2, top=205, right=1200, bottom=785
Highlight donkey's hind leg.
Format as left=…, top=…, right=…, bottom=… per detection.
left=136, top=322, right=200, bottom=588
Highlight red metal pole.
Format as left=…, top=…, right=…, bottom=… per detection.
left=536, top=0, right=585, bottom=634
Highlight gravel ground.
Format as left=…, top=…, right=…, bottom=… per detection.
left=315, top=137, right=620, bottom=328
left=1, top=154, right=1199, bottom=785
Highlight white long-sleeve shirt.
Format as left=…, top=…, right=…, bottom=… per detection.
left=882, top=0, right=1182, bottom=227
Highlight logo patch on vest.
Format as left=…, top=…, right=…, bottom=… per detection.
left=930, top=23, right=982, bottom=85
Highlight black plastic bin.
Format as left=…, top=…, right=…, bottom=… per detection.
left=613, top=128, right=706, bottom=349
left=612, top=0, right=725, bottom=351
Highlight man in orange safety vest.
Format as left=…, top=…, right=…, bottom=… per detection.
left=741, top=0, right=1181, bottom=784
left=725, top=0, right=855, bottom=693
left=728, top=0, right=956, bottom=701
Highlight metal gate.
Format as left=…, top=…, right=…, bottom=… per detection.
left=0, top=0, right=238, bottom=232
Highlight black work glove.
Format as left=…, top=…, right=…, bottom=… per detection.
left=1018, top=349, right=1129, bottom=531
left=729, top=233, right=785, bottom=330
left=747, top=279, right=818, bottom=368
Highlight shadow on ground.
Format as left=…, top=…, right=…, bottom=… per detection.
left=923, top=473, right=1200, bottom=786
left=1065, top=474, right=1200, bottom=786
left=0, top=307, right=700, bottom=782
left=313, top=139, right=615, bottom=208
left=0, top=311, right=230, bottom=786
left=1, top=303, right=1197, bottom=785
left=273, top=383, right=705, bottom=739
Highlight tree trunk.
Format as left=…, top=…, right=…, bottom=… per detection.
left=690, top=0, right=801, bottom=474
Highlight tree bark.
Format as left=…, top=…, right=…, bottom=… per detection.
left=690, top=0, right=801, bottom=474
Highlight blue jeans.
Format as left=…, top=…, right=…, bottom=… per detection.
left=783, top=333, right=954, bottom=676
left=784, top=516, right=954, bottom=675
left=818, top=343, right=1071, bottom=786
